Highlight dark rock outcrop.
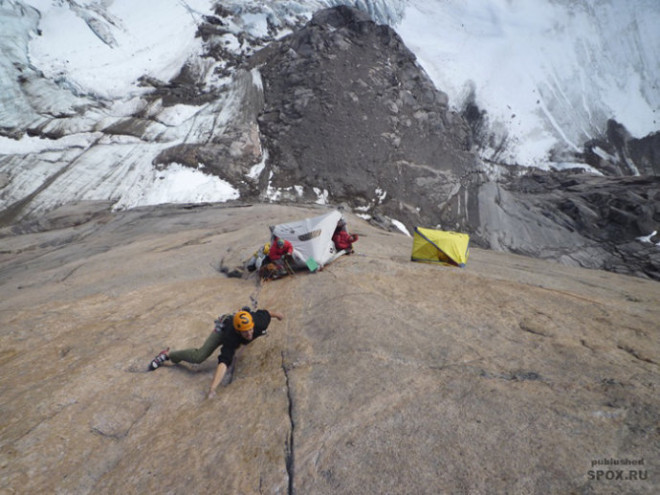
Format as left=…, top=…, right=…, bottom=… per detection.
left=252, top=5, right=478, bottom=223
left=584, top=119, right=660, bottom=176
left=470, top=171, right=660, bottom=279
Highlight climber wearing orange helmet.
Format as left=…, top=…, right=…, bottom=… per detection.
left=148, top=307, right=284, bottom=398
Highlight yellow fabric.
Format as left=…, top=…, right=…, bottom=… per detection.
left=411, top=227, right=470, bottom=267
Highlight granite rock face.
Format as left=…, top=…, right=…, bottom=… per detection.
left=469, top=171, right=660, bottom=280
left=1, top=202, right=658, bottom=494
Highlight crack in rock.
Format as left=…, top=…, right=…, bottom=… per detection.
left=480, top=369, right=543, bottom=382
left=617, top=344, right=658, bottom=365
left=281, top=351, right=295, bottom=495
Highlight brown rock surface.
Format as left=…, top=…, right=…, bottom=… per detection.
left=1, top=202, right=658, bottom=494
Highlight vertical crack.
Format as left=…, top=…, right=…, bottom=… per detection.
left=281, top=351, right=295, bottom=495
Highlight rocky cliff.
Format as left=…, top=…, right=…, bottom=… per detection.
left=1, top=202, right=658, bottom=494
left=244, top=6, right=660, bottom=280
left=253, top=6, right=476, bottom=208
left=1, top=5, right=658, bottom=281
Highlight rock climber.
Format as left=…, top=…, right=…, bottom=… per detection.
left=148, top=308, right=284, bottom=399
left=266, top=237, right=294, bottom=262
left=260, top=236, right=304, bottom=278
left=246, top=242, right=270, bottom=272
left=332, top=218, right=359, bottom=253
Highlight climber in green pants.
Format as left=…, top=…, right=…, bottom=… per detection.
left=148, top=307, right=284, bottom=399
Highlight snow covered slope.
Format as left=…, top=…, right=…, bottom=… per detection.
left=397, top=0, right=660, bottom=167
left=0, top=0, right=658, bottom=220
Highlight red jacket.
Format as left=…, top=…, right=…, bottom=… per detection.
left=332, top=230, right=358, bottom=250
left=268, top=239, right=293, bottom=261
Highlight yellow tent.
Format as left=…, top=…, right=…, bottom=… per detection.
left=411, top=227, right=470, bottom=267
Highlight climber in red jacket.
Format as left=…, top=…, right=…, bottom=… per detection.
left=332, top=219, right=358, bottom=253
left=266, top=237, right=293, bottom=261
left=258, top=237, right=296, bottom=279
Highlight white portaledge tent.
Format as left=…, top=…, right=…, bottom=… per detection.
left=270, top=210, right=347, bottom=271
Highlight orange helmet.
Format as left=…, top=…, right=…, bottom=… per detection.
left=233, top=311, right=254, bottom=332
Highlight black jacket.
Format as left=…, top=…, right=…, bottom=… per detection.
left=217, top=310, right=271, bottom=366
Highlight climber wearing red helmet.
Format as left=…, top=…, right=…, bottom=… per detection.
left=148, top=307, right=284, bottom=399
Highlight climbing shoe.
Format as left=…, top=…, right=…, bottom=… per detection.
left=148, top=348, right=170, bottom=371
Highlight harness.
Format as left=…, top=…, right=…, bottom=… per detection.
left=213, top=314, right=232, bottom=334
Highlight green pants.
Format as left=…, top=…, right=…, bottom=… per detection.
left=169, top=330, right=223, bottom=364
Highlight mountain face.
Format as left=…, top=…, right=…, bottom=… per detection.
left=248, top=6, right=660, bottom=280
left=397, top=0, right=660, bottom=171
left=476, top=172, right=660, bottom=279
left=253, top=6, right=476, bottom=217
left=1, top=2, right=659, bottom=491
left=584, top=122, right=660, bottom=177
left=0, top=1, right=659, bottom=279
